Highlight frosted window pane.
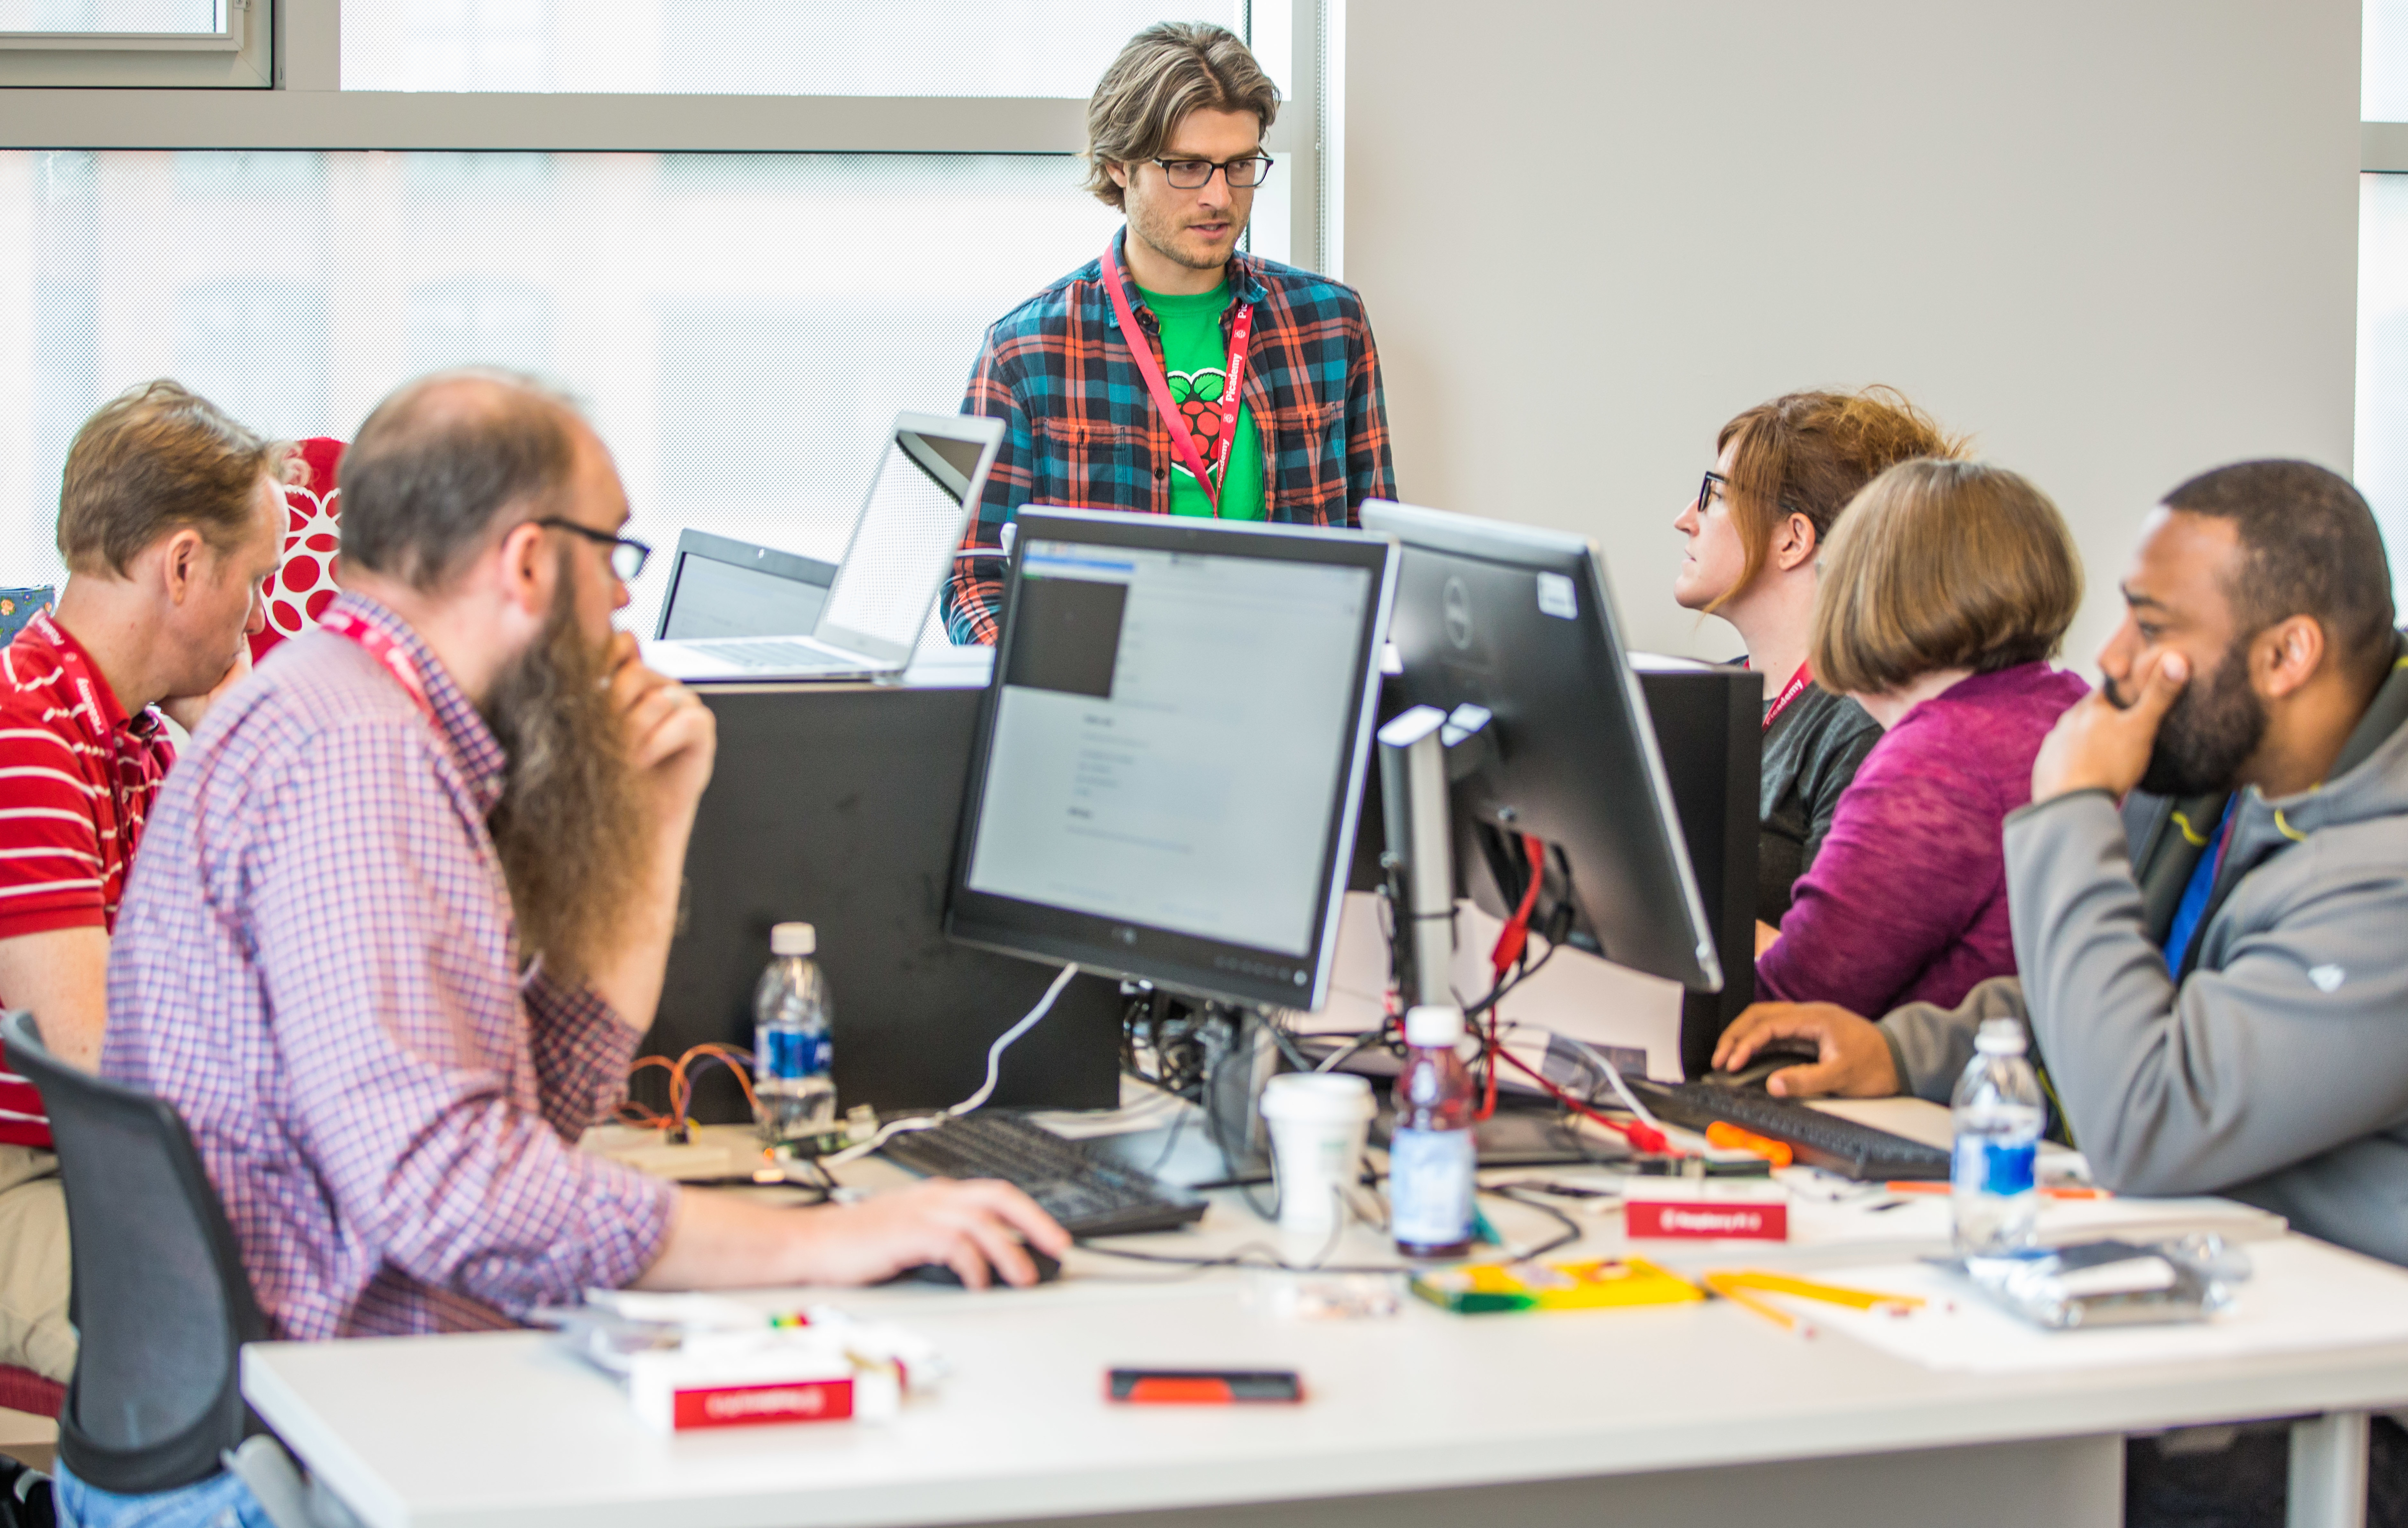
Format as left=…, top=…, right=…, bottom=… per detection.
left=0, top=0, right=218, bottom=33
left=342, top=0, right=1243, bottom=96
left=2358, top=174, right=2408, bottom=592
left=0, top=149, right=1123, bottom=644
left=2372, top=0, right=2408, bottom=120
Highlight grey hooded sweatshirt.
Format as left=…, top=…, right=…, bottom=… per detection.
left=1880, top=644, right=2408, bottom=1267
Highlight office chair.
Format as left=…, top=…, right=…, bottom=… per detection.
left=0, top=1012, right=337, bottom=1527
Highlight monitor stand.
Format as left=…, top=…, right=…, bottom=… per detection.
left=1194, top=1001, right=1277, bottom=1185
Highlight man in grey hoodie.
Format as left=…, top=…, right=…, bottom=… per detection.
left=1715, top=459, right=2408, bottom=1525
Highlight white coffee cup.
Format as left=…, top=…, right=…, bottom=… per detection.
left=1259, top=1073, right=1376, bottom=1237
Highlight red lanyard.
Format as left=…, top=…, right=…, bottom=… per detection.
left=1097, top=236, right=1255, bottom=515
left=320, top=609, right=434, bottom=722
left=1763, top=662, right=1814, bottom=731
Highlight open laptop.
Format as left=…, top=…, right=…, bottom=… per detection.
left=651, top=529, right=838, bottom=643
left=646, top=410, right=1004, bottom=683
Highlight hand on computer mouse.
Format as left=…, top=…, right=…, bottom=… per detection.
left=1712, top=1002, right=1902, bottom=1099
left=794, top=1178, right=1072, bottom=1290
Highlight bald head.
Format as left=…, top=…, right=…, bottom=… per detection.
left=340, top=369, right=590, bottom=593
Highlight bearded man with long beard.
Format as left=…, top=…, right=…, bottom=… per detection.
left=91, top=375, right=1062, bottom=1491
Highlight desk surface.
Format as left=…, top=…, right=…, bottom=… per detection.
left=245, top=1102, right=2408, bottom=1528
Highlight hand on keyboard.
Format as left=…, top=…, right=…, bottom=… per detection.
left=1713, top=1001, right=1903, bottom=1099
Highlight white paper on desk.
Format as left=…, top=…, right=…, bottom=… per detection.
left=1790, top=1239, right=2408, bottom=1374
left=1297, top=891, right=1684, bottom=1080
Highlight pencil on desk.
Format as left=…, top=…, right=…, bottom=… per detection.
left=1704, top=1274, right=1816, bottom=1338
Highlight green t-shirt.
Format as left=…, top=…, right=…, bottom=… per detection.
left=1135, top=281, right=1265, bottom=521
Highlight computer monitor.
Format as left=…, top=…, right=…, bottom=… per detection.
left=652, top=529, right=838, bottom=642
left=1360, top=499, right=1722, bottom=994
left=945, top=508, right=1398, bottom=1011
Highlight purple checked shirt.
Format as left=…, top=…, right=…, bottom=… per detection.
left=101, top=592, right=677, bottom=1341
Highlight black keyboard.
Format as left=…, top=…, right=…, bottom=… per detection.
left=1627, top=1081, right=1953, bottom=1181
left=876, top=1112, right=1210, bottom=1238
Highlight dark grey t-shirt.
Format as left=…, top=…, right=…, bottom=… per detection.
left=1757, top=681, right=1882, bottom=927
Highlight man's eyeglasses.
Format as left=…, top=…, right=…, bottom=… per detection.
left=1152, top=154, right=1274, bottom=190
left=533, top=517, right=651, bottom=581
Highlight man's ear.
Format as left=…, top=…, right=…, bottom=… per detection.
left=158, top=528, right=208, bottom=609
left=1107, top=160, right=1129, bottom=192
left=494, top=519, right=555, bottom=622
left=2254, top=614, right=2328, bottom=702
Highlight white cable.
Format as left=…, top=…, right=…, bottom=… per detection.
left=1555, top=1032, right=1663, bottom=1132
left=822, top=962, right=1080, bottom=1166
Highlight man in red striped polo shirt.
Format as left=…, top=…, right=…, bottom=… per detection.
left=0, top=380, right=283, bottom=1382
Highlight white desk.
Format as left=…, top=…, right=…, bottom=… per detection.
left=244, top=1105, right=2408, bottom=1528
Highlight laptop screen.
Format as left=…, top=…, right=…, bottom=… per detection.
left=656, top=539, right=833, bottom=641
left=814, top=425, right=981, bottom=662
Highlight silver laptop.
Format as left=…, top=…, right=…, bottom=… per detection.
left=645, top=410, right=1004, bottom=683
left=651, top=529, right=838, bottom=643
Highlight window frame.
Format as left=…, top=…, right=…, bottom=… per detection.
left=0, top=0, right=1335, bottom=274
left=0, top=0, right=267, bottom=87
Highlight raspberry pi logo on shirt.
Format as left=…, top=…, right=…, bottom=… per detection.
left=1166, top=366, right=1229, bottom=479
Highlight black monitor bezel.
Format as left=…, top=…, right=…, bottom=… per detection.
left=652, top=528, right=841, bottom=643
left=944, top=507, right=1397, bottom=1011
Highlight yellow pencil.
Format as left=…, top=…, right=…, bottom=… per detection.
left=1714, top=1269, right=1925, bottom=1313
left=1705, top=1273, right=1818, bottom=1337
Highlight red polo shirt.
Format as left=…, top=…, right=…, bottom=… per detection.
left=0, top=610, right=175, bottom=1148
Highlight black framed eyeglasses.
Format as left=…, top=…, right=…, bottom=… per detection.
left=1696, top=470, right=1801, bottom=518
left=1698, top=470, right=1730, bottom=514
left=533, top=517, right=651, bottom=581
left=1151, top=153, right=1274, bottom=190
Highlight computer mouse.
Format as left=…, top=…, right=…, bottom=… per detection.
left=1708, top=1041, right=1823, bottom=1092
left=888, top=1248, right=1063, bottom=1288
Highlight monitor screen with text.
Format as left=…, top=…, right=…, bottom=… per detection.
left=966, top=539, right=1374, bottom=960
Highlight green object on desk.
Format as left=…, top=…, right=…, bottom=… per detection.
left=1471, top=1206, right=1503, bottom=1246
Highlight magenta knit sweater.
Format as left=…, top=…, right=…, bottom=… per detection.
left=1754, top=662, right=2091, bottom=1018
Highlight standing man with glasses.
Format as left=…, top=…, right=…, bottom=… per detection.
left=941, top=20, right=1397, bottom=645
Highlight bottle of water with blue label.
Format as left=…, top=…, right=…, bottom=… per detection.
left=754, top=922, right=835, bottom=1143
left=1951, top=1017, right=2044, bottom=1255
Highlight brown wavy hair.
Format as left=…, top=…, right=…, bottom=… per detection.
left=1708, top=385, right=1967, bottom=615
left=1811, top=459, right=2083, bottom=697
left=59, top=380, right=284, bottom=577
left=1084, top=22, right=1279, bottom=210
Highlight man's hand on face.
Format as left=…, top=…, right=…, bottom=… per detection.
left=1711, top=1001, right=1902, bottom=1099
left=2031, top=648, right=2189, bottom=804
left=606, top=631, right=716, bottom=817
left=158, top=645, right=252, bottom=736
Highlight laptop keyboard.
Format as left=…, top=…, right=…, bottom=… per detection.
left=685, top=638, right=854, bottom=671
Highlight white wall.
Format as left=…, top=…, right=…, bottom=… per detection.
left=1344, top=0, right=2361, bottom=667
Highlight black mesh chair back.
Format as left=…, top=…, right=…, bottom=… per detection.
left=0, top=1010, right=265, bottom=1493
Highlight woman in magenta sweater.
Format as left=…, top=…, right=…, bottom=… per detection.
left=1753, top=459, right=2088, bottom=1019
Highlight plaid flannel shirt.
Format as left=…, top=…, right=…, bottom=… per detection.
left=941, top=231, right=1398, bottom=645
left=101, top=592, right=675, bottom=1341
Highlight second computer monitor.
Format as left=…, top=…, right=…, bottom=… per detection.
left=945, top=508, right=1397, bottom=1011
left=1361, top=499, right=1722, bottom=994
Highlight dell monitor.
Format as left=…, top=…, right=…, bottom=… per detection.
left=945, top=507, right=1398, bottom=1011
left=1360, top=499, right=1721, bottom=994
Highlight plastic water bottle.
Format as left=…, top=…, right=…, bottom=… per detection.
left=1951, top=1017, right=2045, bottom=1256
left=1390, top=1004, right=1476, bottom=1258
left=753, top=922, right=835, bottom=1143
